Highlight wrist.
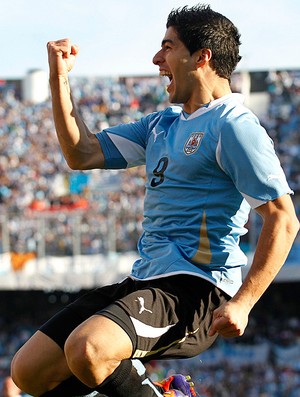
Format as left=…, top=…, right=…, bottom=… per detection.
left=49, top=74, right=71, bottom=94
left=231, top=294, right=255, bottom=313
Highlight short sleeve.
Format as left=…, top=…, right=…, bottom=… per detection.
left=96, top=114, right=155, bottom=169
left=217, top=112, right=293, bottom=208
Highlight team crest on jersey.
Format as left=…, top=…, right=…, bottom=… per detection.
left=184, top=132, right=204, bottom=155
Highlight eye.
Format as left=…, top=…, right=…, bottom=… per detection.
left=162, top=44, right=172, bottom=52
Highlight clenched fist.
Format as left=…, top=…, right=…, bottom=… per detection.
left=47, top=38, right=79, bottom=78
left=208, top=299, right=250, bottom=338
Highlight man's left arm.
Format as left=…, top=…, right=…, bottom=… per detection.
left=209, top=193, right=299, bottom=338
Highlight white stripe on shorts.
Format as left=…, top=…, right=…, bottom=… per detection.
left=130, top=316, right=175, bottom=338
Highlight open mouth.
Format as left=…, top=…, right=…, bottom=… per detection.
left=160, top=70, right=173, bottom=82
left=159, top=70, right=173, bottom=92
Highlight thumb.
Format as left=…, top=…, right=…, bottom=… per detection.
left=208, top=316, right=226, bottom=336
left=208, top=320, right=217, bottom=336
left=208, top=307, right=223, bottom=336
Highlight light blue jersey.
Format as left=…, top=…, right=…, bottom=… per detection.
left=96, top=94, right=292, bottom=296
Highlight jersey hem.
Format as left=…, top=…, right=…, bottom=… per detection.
left=128, top=271, right=236, bottom=297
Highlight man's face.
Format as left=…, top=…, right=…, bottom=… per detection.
left=153, top=26, right=198, bottom=105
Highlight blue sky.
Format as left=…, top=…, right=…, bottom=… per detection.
left=1, top=0, right=300, bottom=78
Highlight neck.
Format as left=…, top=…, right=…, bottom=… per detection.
left=183, top=77, right=231, bottom=114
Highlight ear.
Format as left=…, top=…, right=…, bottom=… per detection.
left=196, top=48, right=212, bottom=66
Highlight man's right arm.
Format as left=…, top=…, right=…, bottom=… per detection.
left=47, top=38, right=105, bottom=170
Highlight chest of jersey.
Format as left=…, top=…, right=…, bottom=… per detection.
left=145, top=115, right=220, bottom=190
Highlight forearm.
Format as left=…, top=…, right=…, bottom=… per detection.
left=50, top=75, right=80, bottom=155
left=232, top=197, right=299, bottom=310
left=208, top=195, right=298, bottom=338
left=50, top=75, right=102, bottom=170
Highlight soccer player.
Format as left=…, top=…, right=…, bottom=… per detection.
left=11, top=4, right=299, bottom=397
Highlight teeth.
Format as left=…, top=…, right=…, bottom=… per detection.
left=160, top=71, right=173, bottom=80
left=160, top=70, right=172, bottom=76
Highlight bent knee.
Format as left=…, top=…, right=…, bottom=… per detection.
left=64, top=316, right=133, bottom=386
left=64, top=330, right=111, bottom=383
left=65, top=315, right=132, bottom=366
left=11, top=351, right=24, bottom=387
left=11, top=331, right=71, bottom=395
left=11, top=350, right=39, bottom=393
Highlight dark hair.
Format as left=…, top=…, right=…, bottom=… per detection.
left=166, top=4, right=242, bottom=80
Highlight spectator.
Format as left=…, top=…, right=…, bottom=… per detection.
left=2, top=376, right=21, bottom=397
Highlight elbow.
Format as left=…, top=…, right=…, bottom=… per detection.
left=288, top=214, right=300, bottom=240
left=270, top=197, right=299, bottom=240
left=280, top=210, right=300, bottom=243
left=64, top=153, right=103, bottom=170
left=65, top=157, right=83, bottom=171
left=61, top=133, right=104, bottom=170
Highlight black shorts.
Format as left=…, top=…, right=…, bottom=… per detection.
left=40, top=275, right=229, bottom=362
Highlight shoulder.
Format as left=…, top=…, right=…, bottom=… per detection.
left=218, top=94, right=258, bottom=122
left=145, top=105, right=182, bottom=124
left=141, top=106, right=182, bottom=139
left=219, top=94, right=264, bottom=140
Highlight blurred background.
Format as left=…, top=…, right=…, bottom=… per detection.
left=1, top=1, right=300, bottom=396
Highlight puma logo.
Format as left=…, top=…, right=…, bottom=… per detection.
left=136, top=296, right=153, bottom=314
left=152, top=127, right=165, bottom=142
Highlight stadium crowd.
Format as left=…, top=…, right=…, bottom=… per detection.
left=1, top=71, right=300, bottom=257
left=0, top=70, right=300, bottom=396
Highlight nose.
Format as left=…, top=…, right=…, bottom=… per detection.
left=152, top=49, right=164, bottom=66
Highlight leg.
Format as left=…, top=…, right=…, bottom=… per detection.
left=11, top=315, right=133, bottom=396
left=89, top=276, right=228, bottom=397
left=64, top=314, right=163, bottom=396
left=11, top=331, right=72, bottom=396
left=12, top=276, right=226, bottom=397
left=11, top=279, right=137, bottom=396
left=64, top=314, right=133, bottom=387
